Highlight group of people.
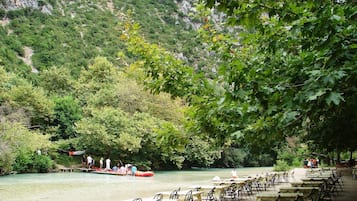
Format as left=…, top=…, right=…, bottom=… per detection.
left=82, top=155, right=111, bottom=170
left=81, top=155, right=137, bottom=175
left=303, top=158, right=319, bottom=168
left=112, top=163, right=137, bottom=175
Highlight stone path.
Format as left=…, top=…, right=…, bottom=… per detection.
left=335, top=168, right=357, bottom=201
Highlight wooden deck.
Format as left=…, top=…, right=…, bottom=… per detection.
left=59, top=167, right=74, bottom=172
left=76, top=168, right=95, bottom=172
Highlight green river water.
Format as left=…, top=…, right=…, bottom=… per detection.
left=0, top=167, right=273, bottom=201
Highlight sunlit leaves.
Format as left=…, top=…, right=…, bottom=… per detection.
left=51, top=96, right=82, bottom=140
left=39, top=67, right=75, bottom=96
left=120, top=21, right=196, bottom=99
left=0, top=122, right=51, bottom=173
left=184, top=136, right=221, bottom=167
left=117, top=132, right=141, bottom=153
left=156, top=122, right=187, bottom=168
left=0, top=67, right=54, bottom=127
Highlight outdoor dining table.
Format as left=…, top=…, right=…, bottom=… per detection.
left=279, top=187, right=320, bottom=201
left=255, top=192, right=304, bottom=201
left=306, top=174, right=331, bottom=178
left=301, top=177, right=329, bottom=182
left=156, top=189, right=203, bottom=201
left=290, top=181, right=325, bottom=188
left=212, top=178, right=251, bottom=186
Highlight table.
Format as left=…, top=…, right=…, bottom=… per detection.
left=279, top=187, right=320, bottom=201
left=256, top=192, right=304, bottom=201
left=290, top=181, right=324, bottom=188
left=212, top=178, right=251, bottom=186
left=301, top=177, right=328, bottom=182
left=306, top=175, right=331, bottom=180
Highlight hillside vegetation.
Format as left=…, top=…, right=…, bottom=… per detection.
left=0, top=0, right=201, bottom=77
left=1, top=0, right=356, bottom=175
left=0, top=0, right=238, bottom=174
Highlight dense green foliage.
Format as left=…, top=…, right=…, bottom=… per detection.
left=1, top=0, right=356, bottom=174
left=121, top=0, right=357, bottom=167
left=199, top=0, right=357, bottom=160
left=0, top=0, right=202, bottom=77
left=0, top=0, right=221, bottom=174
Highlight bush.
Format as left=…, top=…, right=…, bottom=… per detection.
left=273, top=160, right=290, bottom=172
left=12, top=151, right=32, bottom=173
left=32, top=154, right=53, bottom=173
left=0, top=9, right=5, bottom=18
left=12, top=151, right=54, bottom=173
left=7, top=10, right=25, bottom=19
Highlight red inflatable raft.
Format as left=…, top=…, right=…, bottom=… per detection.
left=135, top=171, right=154, bottom=177
left=91, top=169, right=154, bottom=177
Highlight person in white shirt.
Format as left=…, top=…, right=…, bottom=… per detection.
left=99, top=157, right=104, bottom=169
left=231, top=169, right=237, bottom=178
left=87, top=155, right=93, bottom=169
left=105, top=158, right=111, bottom=170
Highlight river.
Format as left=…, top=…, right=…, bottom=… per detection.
left=0, top=167, right=273, bottom=201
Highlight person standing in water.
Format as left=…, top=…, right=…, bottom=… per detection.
left=231, top=168, right=237, bottom=178
left=99, top=157, right=104, bottom=169
left=131, top=165, right=137, bottom=176
left=105, top=158, right=111, bottom=171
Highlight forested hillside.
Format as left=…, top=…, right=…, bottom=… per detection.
left=0, top=0, right=203, bottom=77
left=1, top=0, right=356, bottom=175
left=0, top=0, right=225, bottom=174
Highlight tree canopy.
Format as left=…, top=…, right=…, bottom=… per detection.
left=1, top=0, right=356, bottom=174
left=122, top=0, right=357, bottom=156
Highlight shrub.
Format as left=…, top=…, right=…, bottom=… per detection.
left=12, top=151, right=32, bottom=173
left=32, top=154, right=53, bottom=173
left=0, top=9, right=5, bottom=18
left=7, top=10, right=25, bottom=19
left=273, top=160, right=290, bottom=172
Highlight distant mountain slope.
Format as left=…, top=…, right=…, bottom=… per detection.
left=0, top=0, right=201, bottom=79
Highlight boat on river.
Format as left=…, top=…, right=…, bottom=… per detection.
left=135, top=170, right=154, bottom=177
left=92, top=169, right=154, bottom=177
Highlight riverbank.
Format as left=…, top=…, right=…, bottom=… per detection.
left=0, top=167, right=355, bottom=201
left=0, top=167, right=272, bottom=201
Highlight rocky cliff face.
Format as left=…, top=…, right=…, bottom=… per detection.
left=1, top=0, right=39, bottom=10
left=175, top=0, right=200, bottom=30
left=0, top=0, right=52, bottom=14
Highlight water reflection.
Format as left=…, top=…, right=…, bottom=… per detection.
left=0, top=167, right=272, bottom=201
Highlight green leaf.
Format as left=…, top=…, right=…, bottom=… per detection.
left=282, top=111, right=300, bottom=123
left=231, top=130, right=244, bottom=139
left=330, top=15, right=342, bottom=23
left=326, top=92, right=344, bottom=106
left=307, top=89, right=326, bottom=101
